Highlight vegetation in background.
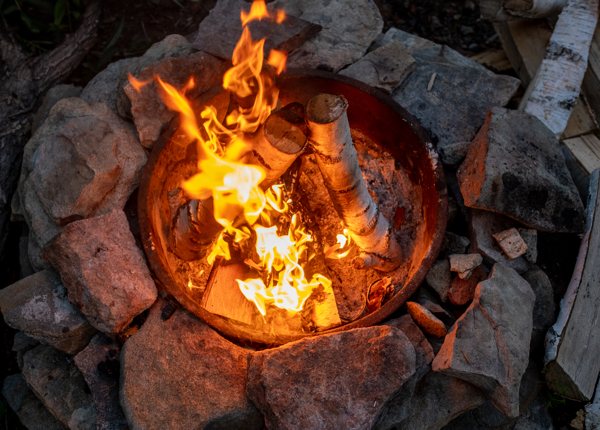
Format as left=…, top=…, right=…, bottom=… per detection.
left=0, top=0, right=85, bottom=54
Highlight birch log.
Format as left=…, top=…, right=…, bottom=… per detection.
left=170, top=109, right=307, bottom=261
left=520, top=0, right=599, bottom=136
left=306, top=94, right=402, bottom=272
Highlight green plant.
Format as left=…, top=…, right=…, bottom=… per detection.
left=0, top=0, right=85, bottom=54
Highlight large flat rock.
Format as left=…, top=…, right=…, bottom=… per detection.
left=45, top=209, right=157, bottom=334
left=432, top=263, right=536, bottom=417
left=247, top=325, right=416, bottom=430
left=120, top=301, right=261, bottom=430
left=0, top=270, right=95, bottom=354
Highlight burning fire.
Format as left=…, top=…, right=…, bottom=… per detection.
left=131, top=0, right=347, bottom=317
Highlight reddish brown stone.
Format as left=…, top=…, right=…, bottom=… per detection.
left=406, top=301, right=447, bottom=338
left=448, top=266, right=488, bottom=306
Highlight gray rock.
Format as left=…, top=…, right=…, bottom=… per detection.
left=448, top=253, right=483, bottom=279
left=586, top=380, right=600, bottom=430
left=124, top=51, right=227, bottom=148
left=0, top=270, right=96, bottom=354
left=2, top=373, right=66, bottom=430
left=74, top=334, right=127, bottom=430
left=121, top=301, right=261, bottom=430
left=45, top=209, right=157, bottom=334
left=376, top=373, right=485, bottom=430
left=22, top=345, right=96, bottom=430
left=382, top=28, right=519, bottom=166
left=469, top=209, right=530, bottom=273
left=443, top=232, right=471, bottom=256
left=425, top=259, right=452, bottom=302
left=433, top=264, right=536, bottom=417
left=458, top=107, right=585, bottom=233
left=12, top=331, right=40, bottom=370
left=32, top=84, right=82, bottom=133
left=387, top=314, right=434, bottom=371
left=340, top=40, right=416, bottom=93
left=519, top=228, right=538, bottom=263
left=81, top=34, right=193, bottom=115
left=247, top=325, right=416, bottom=430
left=522, top=268, right=556, bottom=352
left=272, top=0, right=384, bottom=71
left=16, top=97, right=147, bottom=260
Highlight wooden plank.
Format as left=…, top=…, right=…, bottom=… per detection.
left=470, top=49, right=513, bottom=72
left=582, top=24, right=600, bottom=125
left=563, top=134, right=600, bottom=173
left=545, top=169, right=600, bottom=401
left=563, top=98, right=599, bottom=139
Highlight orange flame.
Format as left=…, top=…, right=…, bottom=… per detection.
left=137, top=0, right=341, bottom=317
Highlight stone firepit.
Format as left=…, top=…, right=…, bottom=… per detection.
left=1, top=0, right=596, bottom=429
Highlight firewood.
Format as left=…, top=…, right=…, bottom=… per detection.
left=519, top=0, right=599, bottom=136
left=170, top=107, right=307, bottom=261
left=306, top=94, right=401, bottom=272
left=545, top=169, right=600, bottom=401
left=563, top=134, right=600, bottom=174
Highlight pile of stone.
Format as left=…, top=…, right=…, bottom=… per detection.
left=0, top=0, right=595, bottom=429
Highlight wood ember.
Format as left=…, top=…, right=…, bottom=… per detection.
left=493, top=227, right=528, bottom=260
left=406, top=301, right=447, bottom=338
left=306, top=93, right=402, bottom=272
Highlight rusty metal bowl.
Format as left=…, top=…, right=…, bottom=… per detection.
left=138, top=70, right=447, bottom=345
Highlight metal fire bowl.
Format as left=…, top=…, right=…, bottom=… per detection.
left=138, top=70, right=448, bottom=345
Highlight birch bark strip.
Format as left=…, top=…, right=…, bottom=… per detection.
left=306, top=94, right=402, bottom=272
left=520, top=0, right=599, bottom=135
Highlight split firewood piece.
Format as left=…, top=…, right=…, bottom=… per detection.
left=306, top=94, right=402, bottom=272
left=246, top=105, right=308, bottom=187
left=545, top=169, right=600, bottom=401
left=519, top=0, right=599, bottom=136
left=170, top=107, right=307, bottom=261
left=493, top=227, right=528, bottom=260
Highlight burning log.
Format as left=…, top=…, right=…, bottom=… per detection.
left=170, top=106, right=307, bottom=261
left=306, top=94, right=402, bottom=272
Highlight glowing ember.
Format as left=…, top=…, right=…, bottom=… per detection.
left=130, top=0, right=347, bottom=317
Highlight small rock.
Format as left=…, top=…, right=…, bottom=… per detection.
left=586, top=380, right=600, bottom=430
left=0, top=270, right=96, bottom=354
left=493, top=227, right=528, bottom=259
left=32, top=84, right=82, bottom=133
left=247, top=325, right=416, bottom=430
left=121, top=302, right=261, bottom=430
left=2, top=373, right=66, bottom=430
left=444, top=232, right=471, bottom=255
left=433, top=263, right=536, bottom=417
left=470, top=209, right=530, bottom=273
left=273, top=0, right=384, bottom=71
left=518, top=228, right=538, bottom=263
left=414, top=293, right=454, bottom=326
left=12, top=332, right=39, bottom=369
left=16, top=97, right=147, bottom=257
left=458, top=107, right=585, bottom=233
left=387, top=314, right=435, bottom=369
left=22, top=345, right=96, bottom=429
left=376, top=372, right=485, bottom=430
left=81, top=34, right=193, bottom=115
left=382, top=28, right=519, bottom=166
left=125, top=51, right=227, bottom=148
left=449, top=253, right=483, bottom=279
left=425, top=259, right=452, bottom=302
left=448, top=265, right=488, bottom=306
left=406, top=301, right=447, bottom=338
left=45, top=209, right=157, bottom=334
left=340, top=40, right=415, bottom=93
left=522, top=268, right=556, bottom=352
left=74, top=334, right=127, bottom=430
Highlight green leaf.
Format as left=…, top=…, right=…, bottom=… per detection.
left=54, top=0, right=66, bottom=26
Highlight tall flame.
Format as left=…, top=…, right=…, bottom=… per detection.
left=131, top=0, right=339, bottom=317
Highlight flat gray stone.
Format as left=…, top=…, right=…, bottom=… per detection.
left=31, top=84, right=82, bottom=133
left=22, top=345, right=96, bottom=430
left=432, top=263, right=536, bottom=417
left=272, top=0, right=384, bottom=72
left=121, top=301, right=261, bottom=430
left=0, top=270, right=95, bottom=354
left=340, top=40, right=415, bottom=93
left=45, top=209, right=157, bottom=334
left=458, top=107, right=585, bottom=233
left=425, top=259, right=452, bottom=302
left=2, top=373, right=66, bottom=430
left=247, top=325, right=416, bottom=430
left=382, top=28, right=520, bottom=166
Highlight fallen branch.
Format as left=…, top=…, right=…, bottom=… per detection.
left=306, top=94, right=401, bottom=272
left=519, top=0, right=599, bottom=135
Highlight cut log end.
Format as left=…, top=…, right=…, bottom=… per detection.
left=306, top=93, right=349, bottom=124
